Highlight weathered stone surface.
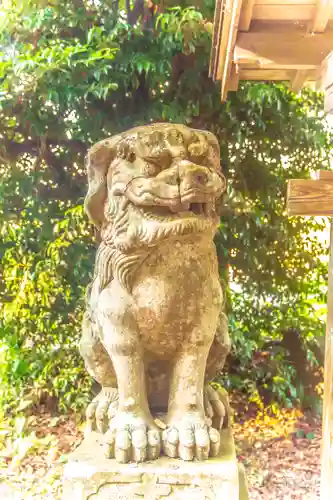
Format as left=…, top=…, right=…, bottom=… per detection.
left=63, top=428, right=249, bottom=499
left=79, top=123, right=232, bottom=463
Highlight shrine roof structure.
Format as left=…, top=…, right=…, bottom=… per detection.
left=209, top=0, right=333, bottom=102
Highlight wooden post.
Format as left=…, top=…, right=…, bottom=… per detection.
left=321, top=220, right=333, bottom=499
left=321, top=50, right=333, bottom=500
left=288, top=51, right=333, bottom=497
left=321, top=52, right=333, bottom=114
left=287, top=169, right=333, bottom=499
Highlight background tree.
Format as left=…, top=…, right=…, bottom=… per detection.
left=0, top=0, right=331, bottom=414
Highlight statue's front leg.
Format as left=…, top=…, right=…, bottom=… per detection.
left=163, top=326, right=220, bottom=461
left=80, top=312, right=119, bottom=434
left=98, top=292, right=161, bottom=463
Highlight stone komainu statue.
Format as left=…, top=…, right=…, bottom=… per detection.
left=79, top=123, right=231, bottom=464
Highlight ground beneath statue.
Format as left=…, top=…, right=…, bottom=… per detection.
left=0, top=407, right=321, bottom=499
left=234, top=407, right=321, bottom=499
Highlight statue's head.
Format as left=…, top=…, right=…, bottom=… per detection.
left=85, top=123, right=226, bottom=251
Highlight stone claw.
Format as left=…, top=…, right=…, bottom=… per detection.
left=104, top=412, right=161, bottom=463
left=204, top=385, right=230, bottom=430
left=162, top=412, right=220, bottom=461
left=85, top=388, right=119, bottom=435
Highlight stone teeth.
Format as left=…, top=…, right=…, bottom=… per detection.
left=135, top=203, right=215, bottom=222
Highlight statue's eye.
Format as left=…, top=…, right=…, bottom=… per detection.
left=144, top=148, right=172, bottom=176
left=188, top=134, right=209, bottom=165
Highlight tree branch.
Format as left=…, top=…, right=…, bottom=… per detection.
left=5, top=138, right=86, bottom=159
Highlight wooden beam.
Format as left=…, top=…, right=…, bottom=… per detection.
left=245, top=19, right=315, bottom=32
left=321, top=221, right=333, bottom=500
left=209, top=0, right=225, bottom=80
left=320, top=51, right=333, bottom=114
left=218, top=0, right=243, bottom=100
left=234, top=44, right=317, bottom=69
left=239, top=0, right=255, bottom=30
left=228, top=63, right=240, bottom=91
left=290, top=70, right=309, bottom=92
left=255, top=0, right=315, bottom=4
left=235, top=30, right=333, bottom=69
left=316, top=170, right=333, bottom=180
left=252, top=4, right=316, bottom=21
left=239, top=68, right=316, bottom=81
left=287, top=179, right=333, bottom=216
left=310, top=0, right=333, bottom=33
left=239, top=68, right=291, bottom=80
left=216, top=0, right=234, bottom=82
left=319, top=51, right=333, bottom=89
left=325, top=86, right=333, bottom=114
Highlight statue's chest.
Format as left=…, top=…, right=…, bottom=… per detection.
left=134, top=240, right=219, bottom=303
left=132, top=240, right=222, bottom=351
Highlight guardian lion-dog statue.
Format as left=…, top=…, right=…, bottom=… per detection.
left=80, top=123, right=231, bottom=464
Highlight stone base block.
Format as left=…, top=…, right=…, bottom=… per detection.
left=63, top=428, right=249, bottom=499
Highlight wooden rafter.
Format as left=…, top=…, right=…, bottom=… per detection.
left=291, top=70, right=309, bottom=92
left=319, top=51, right=333, bottom=89
left=210, top=0, right=333, bottom=98
left=310, top=0, right=333, bottom=33
left=214, top=0, right=235, bottom=81
left=209, top=0, right=225, bottom=81
left=325, top=86, right=333, bottom=114
left=235, top=30, right=333, bottom=69
left=253, top=0, right=316, bottom=22
left=228, top=63, right=240, bottom=90
left=239, top=0, right=255, bottom=30
left=218, top=0, right=243, bottom=99
left=319, top=51, right=333, bottom=113
left=239, top=68, right=294, bottom=80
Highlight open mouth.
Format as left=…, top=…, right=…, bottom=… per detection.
left=135, top=201, right=216, bottom=221
left=177, top=202, right=211, bottom=216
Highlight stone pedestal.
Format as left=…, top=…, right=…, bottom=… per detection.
left=63, top=428, right=249, bottom=499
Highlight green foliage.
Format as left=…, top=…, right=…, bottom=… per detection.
left=0, top=166, right=94, bottom=412
left=0, top=413, right=58, bottom=469
left=0, top=0, right=331, bottom=412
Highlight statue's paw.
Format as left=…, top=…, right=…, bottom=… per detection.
left=85, top=387, right=119, bottom=435
left=162, top=413, right=220, bottom=461
left=103, top=412, right=161, bottom=463
left=204, top=385, right=229, bottom=430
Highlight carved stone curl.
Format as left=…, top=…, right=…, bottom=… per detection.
left=79, top=123, right=231, bottom=464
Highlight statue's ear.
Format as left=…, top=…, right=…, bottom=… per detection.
left=84, top=138, right=118, bottom=228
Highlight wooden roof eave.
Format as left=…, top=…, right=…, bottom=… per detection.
left=210, top=0, right=333, bottom=100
